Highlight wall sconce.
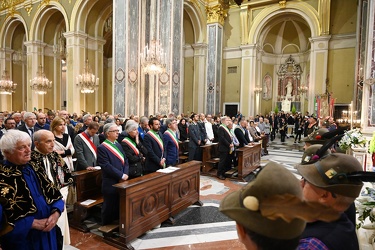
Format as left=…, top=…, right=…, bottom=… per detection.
left=298, top=84, right=308, bottom=94
left=254, top=86, right=262, bottom=94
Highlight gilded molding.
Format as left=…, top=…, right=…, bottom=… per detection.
left=206, top=3, right=228, bottom=25
left=279, top=0, right=286, bottom=8
left=24, top=3, right=33, bottom=16
left=0, top=0, right=25, bottom=11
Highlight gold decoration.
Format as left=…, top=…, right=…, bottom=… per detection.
left=279, top=0, right=287, bottom=8
left=37, top=0, right=50, bottom=9
left=0, top=0, right=25, bottom=11
left=206, top=3, right=229, bottom=25
left=24, top=2, right=32, bottom=16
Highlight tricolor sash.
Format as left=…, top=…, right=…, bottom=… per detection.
left=78, top=132, right=97, bottom=159
left=164, top=129, right=179, bottom=149
left=220, top=124, right=233, bottom=138
left=102, top=140, right=125, bottom=165
left=147, top=130, right=164, bottom=151
left=122, top=137, right=139, bottom=155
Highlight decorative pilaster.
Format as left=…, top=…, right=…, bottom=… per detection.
left=308, top=35, right=331, bottom=114
left=240, top=44, right=257, bottom=117
left=24, top=41, right=44, bottom=111
left=64, top=32, right=85, bottom=113
left=240, top=5, right=249, bottom=45
left=192, top=43, right=208, bottom=112
left=205, top=1, right=228, bottom=115
left=319, top=0, right=331, bottom=35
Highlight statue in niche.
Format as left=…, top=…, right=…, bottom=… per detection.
left=286, top=81, right=293, bottom=97
left=262, top=75, right=272, bottom=100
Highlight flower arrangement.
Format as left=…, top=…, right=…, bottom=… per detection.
left=369, top=131, right=375, bottom=154
left=356, top=186, right=375, bottom=229
left=338, top=128, right=367, bottom=151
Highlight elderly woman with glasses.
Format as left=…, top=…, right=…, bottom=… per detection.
left=120, top=120, right=147, bottom=179
left=97, top=123, right=129, bottom=225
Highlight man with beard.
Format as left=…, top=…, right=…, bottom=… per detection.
left=143, top=117, right=165, bottom=174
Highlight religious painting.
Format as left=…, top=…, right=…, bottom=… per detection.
left=318, top=94, right=329, bottom=118
left=262, top=74, right=272, bottom=100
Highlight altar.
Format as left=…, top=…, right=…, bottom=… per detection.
left=276, top=101, right=301, bottom=112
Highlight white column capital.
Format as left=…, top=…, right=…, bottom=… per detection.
left=309, top=35, right=331, bottom=50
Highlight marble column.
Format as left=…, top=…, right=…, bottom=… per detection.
left=205, top=3, right=228, bottom=115
left=113, top=0, right=127, bottom=116
left=114, top=0, right=183, bottom=117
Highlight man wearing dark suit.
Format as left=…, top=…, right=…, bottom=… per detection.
left=163, top=118, right=179, bottom=166
left=138, top=116, right=149, bottom=143
left=74, top=121, right=100, bottom=171
left=188, top=113, right=202, bottom=161
left=143, top=117, right=165, bottom=174
left=97, top=123, right=129, bottom=225
left=234, top=119, right=251, bottom=147
left=34, top=112, right=50, bottom=131
left=12, top=112, right=24, bottom=127
left=217, top=116, right=234, bottom=180
left=17, top=112, right=36, bottom=148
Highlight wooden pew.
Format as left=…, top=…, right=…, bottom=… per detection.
left=178, top=140, right=189, bottom=164
left=69, top=169, right=103, bottom=232
left=103, top=160, right=202, bottom=250
left=201, top=143, right=219, bottom=173
left=235, top=143, right=261, bottom=180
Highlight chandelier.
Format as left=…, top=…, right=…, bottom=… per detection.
left=76, top=58, right=99, bottom=94
left=0, top=70, right=17, bottom=95
left=254, top=85, right=263, bottom=94
left=141, top=39, right=165, bottom=75
left=30, top=64, right=52, bottom=95
left=298, top=84, right=308, bottom=94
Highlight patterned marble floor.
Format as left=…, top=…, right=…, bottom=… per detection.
left=69, top=139, right=305, bottom=249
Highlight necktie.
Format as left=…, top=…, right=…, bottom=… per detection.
left=29, top=128, right=34, bottom=137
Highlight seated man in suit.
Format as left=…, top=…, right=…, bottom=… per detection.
left=74, top=121, right=100, bottom=171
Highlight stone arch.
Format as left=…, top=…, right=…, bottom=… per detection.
left=0, top=15, right=28, bottom=48
left=70, top=0, right=99, bottom=34
left=29, top=2, right=69, bottom=41
left=183, top=1, right=206, bottom=43
left=94, top=5, right=113, bottom=38
left=248, top=2, right=319, bottom=45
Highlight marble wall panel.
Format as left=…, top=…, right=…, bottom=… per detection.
left=114, top=0, right=126, bottom=116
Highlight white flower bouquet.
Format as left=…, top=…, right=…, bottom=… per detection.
left=356, top=186, right=375, bottom=229
left=338, top=128, right=367, bottom=151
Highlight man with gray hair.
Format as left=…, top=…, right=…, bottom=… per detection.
left=0, top=130, right=64, bottom=249
left=78, top=113, right=93, bottom=134
left=17, top=112, right=37, bottom=147
left=138, top=116, right=149, bottom=143
left=163, top=118, right=179, bottom=166
left=12, top=112, right=23, bottom=127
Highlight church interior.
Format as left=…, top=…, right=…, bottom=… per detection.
left=1, top=0, right=375, bottom=249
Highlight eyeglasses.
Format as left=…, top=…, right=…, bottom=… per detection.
left=108, top=130, right=119, bottom=133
